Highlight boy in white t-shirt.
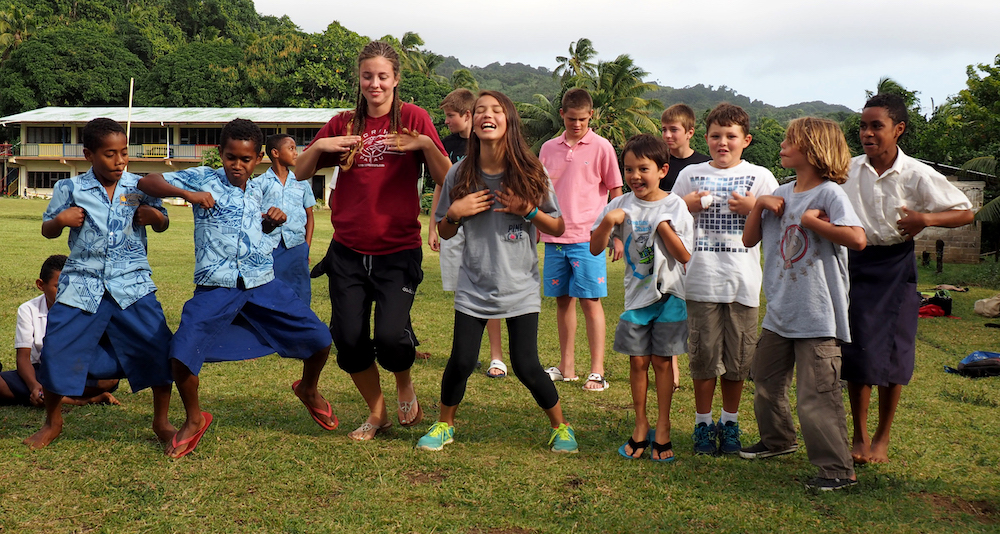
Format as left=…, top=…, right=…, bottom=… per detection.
left=672, top=103, right=779, bottom=455
left=592, top=134, right=693, bottom=462
left=0, top=255, right=120, bottom=406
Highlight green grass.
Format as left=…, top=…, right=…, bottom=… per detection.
left=1, top=197, right=999, bottom=533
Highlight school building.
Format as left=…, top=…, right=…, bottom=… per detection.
left=0, top=106, right=348, bottom=202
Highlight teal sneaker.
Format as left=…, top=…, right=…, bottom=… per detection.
left=718, top=421, right=742, bottom=455
left=692, top=421, right=718, bottom=455
left=416, top=421, right=454, bottom=451
left=549, top=423, right=579, bottom=453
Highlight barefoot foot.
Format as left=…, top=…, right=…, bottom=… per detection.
left=24, top=421, right=63, bottom=450
left=869, top=439, right=890, bottom=464
left=348, top=415, right=391, bottom=441
left=91, top=392, right=121, bottom=406
left=153, top=422, right=178, bottom=444
left=851, top=439, right=871, bottom=465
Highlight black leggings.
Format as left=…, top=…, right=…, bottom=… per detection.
left=441, top=311, right=559, bottom=410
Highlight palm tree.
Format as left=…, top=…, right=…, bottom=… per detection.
left=0, top=4, right=36, bottom=61
left=380, top=31, right=446, bottom=83
left=517, top=93, right=563, bottom=153
left=961, top=156, right=1000, bottom=222
left=554, top=38, right=597, bottom=81
left=587, top=54, right=662, bottom=149
left=450, top=68, right=479, bottom=92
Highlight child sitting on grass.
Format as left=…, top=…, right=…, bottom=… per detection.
left=591, top=134, right=693, bottom=461
left=1, top=255, right=120, bottom=407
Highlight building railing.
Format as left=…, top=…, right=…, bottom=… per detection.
left=13, top=143, right=220, bottom=159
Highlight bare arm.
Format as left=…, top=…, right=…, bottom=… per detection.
left=294, top=136, right=363, bottom=181
left=15, top=347, right=42, bottom=406
left=801, top=210, right=867, bottom=251
left=492, top=187, right=563, bottom=237
left=429, top=184, right=442, bottom=252
left=590, top=209, right=624, bottom=256
left=656, top=220, right=691, bottom=264
left=305, top=207, right=314, bottom=248
left=744, top=195, right=784, bottom=248
left=41, top=207, right=85, bottom=239
left=138, top=174, right=215, bottom=209
left=897, top=207, right=975, bottom=239
left=437, top=190, right=494, bottom=240
left=135, top=205, right=170, bottom=233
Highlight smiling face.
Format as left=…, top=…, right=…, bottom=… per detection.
left=219, top=138, right=263, bottom=188
left=473, top=95, right=508, bottom=142
left=623, top=151, right=668, bottom=202
left=84, top=132, right=128, bottom=185
left=560, top=106, right=593, bottom=143
left=859, top=105, right=904, bottom=161
left=706, top=123, right=751, bottom=169
left=359, top=56, right=399, bottom=113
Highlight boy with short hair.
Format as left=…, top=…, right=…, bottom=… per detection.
left=25, top=118, right=175, bottom=450
left=660, top=104, right=711, bottom=192
left=139, top=119, right=336, bottom=458
left=1, top=255, right=120, bottom=407
left=539, top=88, right=623, bottom=391
left=429, top=88, right=507, bottom=377
left=672, top=103, right=779, bottom=455
left=260, top=133, right=315, bottom=304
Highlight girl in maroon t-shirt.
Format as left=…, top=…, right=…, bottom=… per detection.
left=296, top=40, right=451, bottom=441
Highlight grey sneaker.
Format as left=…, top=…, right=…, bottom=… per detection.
left=804, top=476, right=858, bottom=492
left=739, top=440, right=799, bottom=459
left=718, top=421, right=742, bottom=455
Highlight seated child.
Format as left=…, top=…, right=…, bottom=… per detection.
left=1, top=255, right=120, bottom=407
left=259, top=133, right=315, bottom=304
left=25, top=118, right=175, bottom=450
left=591, top=134, right=693, bottom=461
left=742, top=117, right=866, bottom=492
left=139, top=118, right=336, bottom=459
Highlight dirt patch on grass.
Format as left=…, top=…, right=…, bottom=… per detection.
left=565, top=476, right=584, bottom=489
left=915, top=491, right=999, bottom=524
left=403, top=469, right=447, bottom=485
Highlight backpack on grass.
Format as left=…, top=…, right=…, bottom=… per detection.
left=945, top=351, right=1000, bottom=378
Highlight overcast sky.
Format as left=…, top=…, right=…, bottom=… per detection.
left=255, top=0, right=999, bottom=114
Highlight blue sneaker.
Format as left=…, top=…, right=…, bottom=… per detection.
left=549, top=423, right=579, bottom=453
left=416, top=422, right=454, bottom=451
left=692, top=421, right=718, bottom=455
left=718, top=421, right=742, bottom=455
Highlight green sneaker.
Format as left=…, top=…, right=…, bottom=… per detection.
left=416, top=422, right=454, bottom=451
left=549, top=423, right=579, bottom=454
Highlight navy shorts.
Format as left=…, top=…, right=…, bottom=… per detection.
left=273, top=240, right=311, bottom=305
left=170, top=279, right=332, bottom=375
left=38, top=293, right=172, bottom=397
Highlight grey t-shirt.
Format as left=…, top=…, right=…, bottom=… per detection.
left=435, top=161, right=561, bottom=319
left=760, top=179, right=863, bottom=342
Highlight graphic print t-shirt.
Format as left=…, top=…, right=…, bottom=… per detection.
left=672, top=160, right=778, bottom=307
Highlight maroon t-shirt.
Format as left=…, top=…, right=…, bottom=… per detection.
left=308, top=103, right=447, bottom=255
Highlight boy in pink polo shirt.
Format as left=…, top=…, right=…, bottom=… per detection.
left=539, top=88, right=623, bottom=391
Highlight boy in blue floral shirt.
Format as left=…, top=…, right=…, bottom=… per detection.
left=259, top=133, right=315, bottom=303
left=139, top=119, right=335, bottom=458
left=25, top=118, right=175, bottom=450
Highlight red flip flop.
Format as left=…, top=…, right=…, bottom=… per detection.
left=169, top=411, right=213, bottom=458
left=292, top=380, right=338, bottom=431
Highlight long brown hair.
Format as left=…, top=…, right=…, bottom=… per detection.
left=451, top=90, right=549, bottom=207
left=345, top=41, right=403, bottom=137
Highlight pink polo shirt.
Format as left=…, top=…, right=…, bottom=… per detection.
left=538, top=129, right=623, bottom=244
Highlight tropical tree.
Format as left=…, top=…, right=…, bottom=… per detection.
left=587, top=54, right=662, bottom=149
left=554, top=37, right=597, bottom=81
left=0, top=3, right=37, bottom=62
left=450, top=68, right=479, bottom=92
left=518, top=93, right=564, bottom=153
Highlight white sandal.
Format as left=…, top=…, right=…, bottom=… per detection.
left=545, top=367, right=579, bottom=382
left=486, top=359, right=507, bottom=378
left=583, top=373, right=609, bottom=391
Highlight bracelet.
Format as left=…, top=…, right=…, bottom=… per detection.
left=523, top=207, right=539, bottom=221
left=445, top=215, right=462, bottom=226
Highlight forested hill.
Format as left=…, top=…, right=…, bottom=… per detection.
left=437, top=56, right=853, bottom=121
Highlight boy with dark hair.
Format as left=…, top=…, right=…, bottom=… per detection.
left=1, top=255, right=120, bottom=407
left=429, top=88, right=508, bottom=377
left=260, top=133, right=315, bottom=304
left=672, top=103, right=779, bottom=455
left=540, top=87, right=623, bottom=391
left=660, top=104, right=711, bottom=192
left=139, top=118, right=336, bottom=458
left=25, top=118, right=175, bottom=450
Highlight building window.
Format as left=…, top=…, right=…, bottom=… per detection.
left=261, top=128, right=278, bottom=139
left=287, top=128, right=320, bottom=146
left=129, top=128, right=170, bottom=144
left=179, top=128, right=223, bottom=145
left=28, top=171, right=69, bottom=189
left=26, top=127, right=71, bottom=144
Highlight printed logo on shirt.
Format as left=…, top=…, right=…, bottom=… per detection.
left=120, top=193, right=142, bottom=207
left=624, top=218, right=654, bottom=279
left=780, top=224, right=808, bottom=270
left=356, top=128, right=391, bottom=168
left=505, top=223, right=525, bottom=242
left=689, top=174, right=756, bottom=253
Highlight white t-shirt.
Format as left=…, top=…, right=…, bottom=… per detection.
left=594, top=193, right=694, bottom=310
left=672, top=160, right=779, bottom=307
left=842, top=150, right=972, bottom=246
left=15, top=294, right=48, bottom=365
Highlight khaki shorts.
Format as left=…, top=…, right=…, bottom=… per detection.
left=686, top=300, right=758, bottom=381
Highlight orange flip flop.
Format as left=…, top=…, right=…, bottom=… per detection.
left=292, top=380, right=338, bottom=431
left=169, top=411, right=213, bottom=458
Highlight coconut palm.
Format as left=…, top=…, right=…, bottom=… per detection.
left=961, top=156, right=1000, bottom=222
left=0, top=4, right=36, bottom=61
left=587, top=54, right=662, bottom=149
left=517, top=93, right=563, bottom=153
left=450, top=68, right=479, bottom=92
left=554, top=38, right=597, bottom=81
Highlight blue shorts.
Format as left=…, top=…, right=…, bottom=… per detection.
left=273, top=240, right=311, bottom=305
left=171, top=280, right=332, bottom=375
left=38, top=293, right=172, bottom=397
left=614, top=294, right=689, bottom=357
left=1, top=365, right=120, bottom=406
left=542, top=242, right=608, bottom=299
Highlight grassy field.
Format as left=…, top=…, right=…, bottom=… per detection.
left=0, top=196, right=998, bottom=533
